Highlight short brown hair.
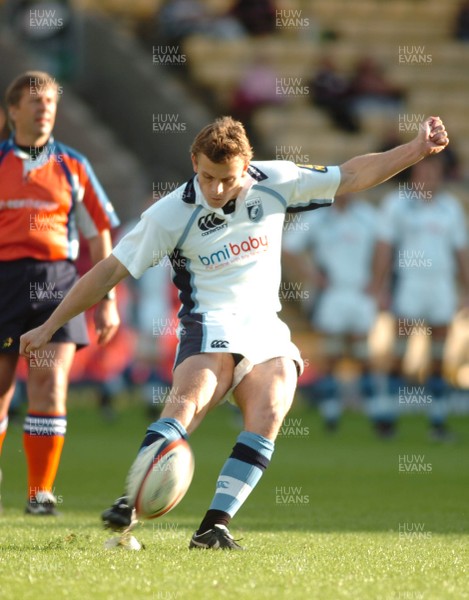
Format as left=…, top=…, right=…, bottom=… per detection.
left=190, top=116, right=253, bottom=163
left=5, top=70, right=60, bottom=108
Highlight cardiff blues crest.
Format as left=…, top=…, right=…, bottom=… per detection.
left=246, top=197, right=263, bottom=222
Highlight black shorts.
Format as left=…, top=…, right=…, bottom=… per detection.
left=0, top=259, right=89, bottom=353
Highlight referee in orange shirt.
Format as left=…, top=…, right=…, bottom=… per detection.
left=0, top=71, right=120, bottom=514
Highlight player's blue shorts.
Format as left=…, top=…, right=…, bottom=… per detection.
left=173, top=312, right=243, bottom=369
left=0, top=258, right=89, bottom=353
left=173, top=311, right=303, bottom=389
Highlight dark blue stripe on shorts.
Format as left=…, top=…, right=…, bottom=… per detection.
left=173, top=314, right=244, bottom=370
left=173, top=313, right=204, bottom=369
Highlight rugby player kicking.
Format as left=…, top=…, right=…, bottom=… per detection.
left=20, top=115, right=448, bottom=547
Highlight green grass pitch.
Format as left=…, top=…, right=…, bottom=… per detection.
left=1, top=392, right=468, bottom=600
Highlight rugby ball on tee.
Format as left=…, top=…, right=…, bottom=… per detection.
left=126, top=438, right=195, bottom=520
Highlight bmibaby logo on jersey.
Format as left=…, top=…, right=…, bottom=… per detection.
left=198, top=234, right=269, bottom=269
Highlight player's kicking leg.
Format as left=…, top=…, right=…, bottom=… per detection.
left=189, top=356, right=297, bottom=550
left=102, top=353, right=234, bottom=531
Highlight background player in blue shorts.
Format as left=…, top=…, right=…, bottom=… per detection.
left=20, top=115, right=448, bottom=546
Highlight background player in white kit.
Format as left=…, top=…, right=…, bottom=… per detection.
left=20, top=116, right=449, bottom=549
left=370, top=154, right=469, bottom=440
left=283, top=193, right=379, bottom=431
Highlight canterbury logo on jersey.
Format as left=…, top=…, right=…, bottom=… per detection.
left=211, top=339, right=229, bottom=348
left=197, top=212, right=227, bottom=236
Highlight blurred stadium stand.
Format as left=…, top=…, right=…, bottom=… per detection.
left=179, top=0, right=469, bottom=201
left=3, top=0, right=467, bottom=209
left=72, top=11, right=212, bottom=191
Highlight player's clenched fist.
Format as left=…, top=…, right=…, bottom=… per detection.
left=420, top=116, right=449, bottom=155
left=19, top=325, right=53, bottom=357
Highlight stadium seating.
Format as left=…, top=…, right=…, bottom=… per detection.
left=180, top=0, right=469, bottom=184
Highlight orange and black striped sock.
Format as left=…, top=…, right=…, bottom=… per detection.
left=0, top=415, right=8, bottom=455
left=23, top=413, right=66, bottom=500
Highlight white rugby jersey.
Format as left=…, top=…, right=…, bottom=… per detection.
left=378, top=190, right=467, bottom=277
left=117, top=219, right=174, bottom=335
left=283, top=200, right=378, bottom=289
left=113, top=161, right=340, bottom=316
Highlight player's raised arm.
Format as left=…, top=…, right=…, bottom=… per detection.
left=20, top=255, right=129, bottom=356
left=337, top=116, right=449, bottom=195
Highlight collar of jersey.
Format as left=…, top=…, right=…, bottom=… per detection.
left=11, top=134, right=55, bottom=160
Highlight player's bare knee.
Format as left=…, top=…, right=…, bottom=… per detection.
left=28, top=394, right=66, bottom=414
left=172, top=352, right=233, bottom=411
left=271, top=360, right=297, bottom=400
left=242, top=394, right=290, bottom=439
left=27, top=369, right=68, bottom=412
